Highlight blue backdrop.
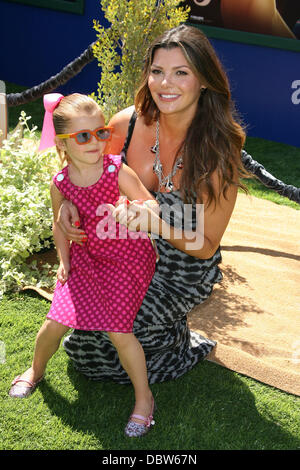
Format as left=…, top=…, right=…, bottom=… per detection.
left=210, top=37, right=300, bottom=147
left=0, top=0, right=299, bottom=146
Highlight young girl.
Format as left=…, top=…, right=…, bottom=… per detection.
left=9, top=93, right=158, bottom=438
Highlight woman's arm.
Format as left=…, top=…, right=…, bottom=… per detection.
left=50, top=182, right=71, bottom=282
left=56, top=200, right=85, bottom=245
left=158, top=179, right=237, bottom=259
left=111, top=170, right=237, bottom=260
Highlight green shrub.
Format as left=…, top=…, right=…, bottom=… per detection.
left=92, top=0, right=190, bottom=121
left=0, top=113, right=60, bottom=297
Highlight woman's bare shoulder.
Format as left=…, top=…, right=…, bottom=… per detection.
left=106, top=106, right=136, bottom=153
left=108, top=105, right=136, bottom=130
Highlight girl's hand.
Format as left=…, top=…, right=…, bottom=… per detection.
left=57, top=200, right=86, bottom=245
left=107, top=197, right=160, bottom=234
left=57, top=262, right=70, bottom=285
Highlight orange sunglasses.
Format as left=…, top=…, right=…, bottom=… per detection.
left=56, top=126, right=113, bottom=145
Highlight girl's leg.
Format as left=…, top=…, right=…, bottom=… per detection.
left=108, top=332, right=153, bottom=422
left=15, top=319, right=70, bottom=384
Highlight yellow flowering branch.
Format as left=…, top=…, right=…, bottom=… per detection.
left=91, top=0, right=190, bottom=121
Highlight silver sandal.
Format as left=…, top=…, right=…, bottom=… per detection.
left=9, top=375, right=44, bottom=398
left=124, top=397, right=156, bottom=437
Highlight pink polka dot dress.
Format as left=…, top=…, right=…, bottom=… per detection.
left=47, top=154, right=156, bottom=333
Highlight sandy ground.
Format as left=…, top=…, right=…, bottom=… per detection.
left=188, top=193, right=300, bottom=396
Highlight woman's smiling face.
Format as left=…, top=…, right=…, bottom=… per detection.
left=148, top=47, right=204, bottom=119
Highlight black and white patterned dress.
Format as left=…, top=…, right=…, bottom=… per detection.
left=63, top=112, right=222, bottom=384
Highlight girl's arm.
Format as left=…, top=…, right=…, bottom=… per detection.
left=118, top=163, right=159, bottom=210
left=50, top=182, right=71, bottom=283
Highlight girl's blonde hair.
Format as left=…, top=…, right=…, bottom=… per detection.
left=53, top=93, right=103, bottom=164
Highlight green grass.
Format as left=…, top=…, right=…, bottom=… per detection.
left=243, top=137, right=300, bottom=210
left=1, top=291, right=299, bottom=451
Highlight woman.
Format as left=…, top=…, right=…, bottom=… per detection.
left=58, top=25, right=247, bottom=384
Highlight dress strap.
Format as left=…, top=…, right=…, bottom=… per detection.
left=103, top=154, right=123, bottom=172
left=120, top=110, right=137, bottom=163
left=52, top=165, right=69, bottom=190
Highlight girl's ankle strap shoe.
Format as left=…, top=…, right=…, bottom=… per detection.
left=9, top=375, right=44, bottom=398
left=124, top=397, right=156, bottom=437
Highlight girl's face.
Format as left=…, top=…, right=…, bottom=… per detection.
left=56, top=110, right=106, bottom=166
left=148, top=47, right=204, bottom=119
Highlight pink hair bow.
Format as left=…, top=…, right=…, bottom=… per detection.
left=38, top=93, right=64, bottom=151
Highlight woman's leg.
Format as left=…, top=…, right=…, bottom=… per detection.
left=108, top=332, right=153, bottom=422
left=16, top=319, right=70, bottom=383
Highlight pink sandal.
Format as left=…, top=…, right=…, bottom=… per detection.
left=9, top=375, right=44, bottom=398
left=124, top=397, right=156, bottom=438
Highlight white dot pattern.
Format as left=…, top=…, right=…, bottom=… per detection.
left=47, top=155, right=156, bottom=333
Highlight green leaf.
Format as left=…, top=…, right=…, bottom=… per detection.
left=0, top=115, right=60, bottom=295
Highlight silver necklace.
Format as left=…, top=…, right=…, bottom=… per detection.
left=151, top=119, right=183, bottom=192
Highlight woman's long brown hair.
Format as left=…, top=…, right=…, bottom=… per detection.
left=135, top=24, right=249, bottom=206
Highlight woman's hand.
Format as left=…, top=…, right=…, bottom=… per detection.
left=57, top=200, right=86, bottom=245
left=57, top=261, right=70, bottom=285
